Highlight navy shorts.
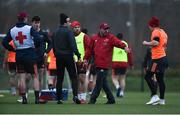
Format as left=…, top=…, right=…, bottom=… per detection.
left=16, top=59, right=37, bottom=74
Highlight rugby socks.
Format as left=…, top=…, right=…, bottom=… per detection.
left=22, top=93, right=27, bottom=104
left=34, top=91, right=39, bottom=102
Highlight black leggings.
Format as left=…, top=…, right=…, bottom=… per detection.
left=145, top=71, right=165, bottom=99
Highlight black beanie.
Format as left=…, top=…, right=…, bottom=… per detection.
left=60, top=13, right=68, bottom=25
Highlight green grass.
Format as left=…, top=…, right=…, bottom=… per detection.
left=0, top=92, right=180, bottom=114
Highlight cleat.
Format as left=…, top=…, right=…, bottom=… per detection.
left=88, top=99, right=96, bottom=104
left=159, top=99, right=165, bottom=105
left=48, top=84, right=55, bottom=90
left=57, top=100, right=63, bottom=104
left=105, top=100, right=115, bottom=104
left=103, top=95, right=107, bottom=98
left=22, top=98, right=28, bottom=104
left=17, top=98, right=23, bottom=103
left=119, top=95, right=124, bottom=98
left=73, top=96, right=81, bottom=104
left=116, top=87, right=121, bottom=97
left=146, top=95, right=160, bottom=105
left=119, top=91, right=124, bottom=98
left=152, top=99, right=165, bottom=105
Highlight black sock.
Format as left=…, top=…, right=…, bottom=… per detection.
left=34, top=91, right=39, bottom=100
left=22, top=93, right=26, bottom=100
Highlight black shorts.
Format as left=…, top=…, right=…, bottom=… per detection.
left=148, top=56, right=168, bottom=73
left=7, top=62, right=16, bottom=73
left=113, top=68, right=127, bottom=75
left=16, top=59, right=37, bottom=74
left=49, top=69, right=57, bottom=76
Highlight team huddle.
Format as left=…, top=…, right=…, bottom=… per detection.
left=2, top=11, right=168, bottom=105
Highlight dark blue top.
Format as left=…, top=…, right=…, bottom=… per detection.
left=52, top=25, right=80, bottom=59
left=35, top=30, right=52, bottom=62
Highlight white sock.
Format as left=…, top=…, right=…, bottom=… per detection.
left=120, top=91, right=124, bottom=96
left=116, top=85, right=120, bottom=90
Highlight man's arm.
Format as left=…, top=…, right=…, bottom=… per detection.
left=112, top=35, right=130, bottom=53
left=44, top=32, right=52, bottom=54
left=68, top=30, right=81, bottom=60
left=2, top=31, right=15, bottom=52
left=143, top=37, right=159, bottom=46
left=83, top=34, right=91, bottom=60
left=30, top=27, right=41, bottom=48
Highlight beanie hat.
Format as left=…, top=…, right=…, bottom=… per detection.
left=71, top=21, right=81, bottom=28
left=17, top=11, right=28, bottom=19
left=60, top=13, right=69, bottom=25
left=148, top=16, right=160, bottom=27
left=99, top=22, right=110, bottom=29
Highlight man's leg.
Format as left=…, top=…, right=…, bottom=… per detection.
left=111, top=69, right=120, bottom=90
left=38, top=68, right=46, bottom=90
left=32, top=64, right=40, bottom=104
left=9, top=73, right=17, bottom=96
left=102, top=70, right=115, bottom=104
left=119, top=74, right=126, bottom=97
left=56, top=56, right=65, bottom=103
left=8, top=62, right=17, bottom=96
left=78, top=74, right=87, bottom=103
left=144, top=71, right=157, bottom=96
left=65, top=56, right=80, bottom=104
left=18, top=73, right=27, bottom=104
left=89, top=69, right=104, bottom=104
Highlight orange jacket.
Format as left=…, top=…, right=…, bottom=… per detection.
left=48, top=49, right=56, bottom=69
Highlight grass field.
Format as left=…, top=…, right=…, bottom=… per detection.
left=0, top=91, right=180, bottom=114
left=0, top=68, right=180, bottom=114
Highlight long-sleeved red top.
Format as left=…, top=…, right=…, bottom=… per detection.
left=83, top=34, right=91, bottom=58
left=84, top=33, right=126, bottom=69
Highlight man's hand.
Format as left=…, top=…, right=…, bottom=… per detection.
left=44, top=52, right=47, bottom=57
left=142, top=41, right=148, bottom=45
left=83, top=59, right=88, bottom=69
left=124, top=47, right=130, bottom=53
